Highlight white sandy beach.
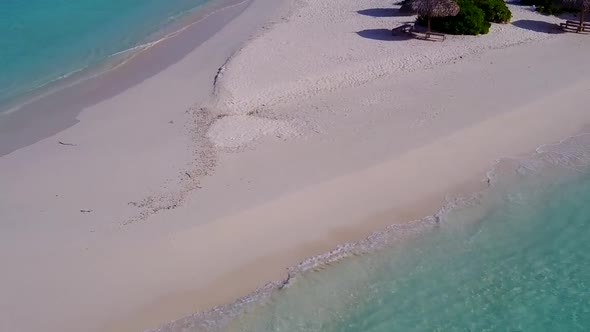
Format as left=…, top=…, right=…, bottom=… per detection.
left=1, top=0, right=590, bottom=331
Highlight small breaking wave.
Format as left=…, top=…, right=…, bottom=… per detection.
left=152, top=132, right=590, bottom=332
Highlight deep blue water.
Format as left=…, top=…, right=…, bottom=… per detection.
left=0, top=0, right=211, bottom=110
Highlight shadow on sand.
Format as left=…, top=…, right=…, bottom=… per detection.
left=356, top=29, right=415, bottom=41
left=512, top=20, right=565, bottom=34
left=357, top=8, right=413, bottom=17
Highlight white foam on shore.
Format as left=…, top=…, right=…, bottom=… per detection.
left=152, top=132, right=590, bottom=332
left=3, top=0, right=587, bottom=330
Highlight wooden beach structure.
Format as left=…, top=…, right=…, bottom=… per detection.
left=392, top=0, right=459, bottom=41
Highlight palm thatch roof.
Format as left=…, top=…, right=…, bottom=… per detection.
left=399, top=1, right=417, bottom=14
left=409, top=0, right=460, bottom=17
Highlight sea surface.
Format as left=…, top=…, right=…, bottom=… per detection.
left=157, top=134, right=590, bottom=332
left=0, top=0, right=214, bottom=111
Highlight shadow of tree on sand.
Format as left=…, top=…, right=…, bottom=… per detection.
left=512, top=20, right=565, bottom=34
left=357, top=8, right=414, bottom=17
left=356, top=29, right=415, bottom=41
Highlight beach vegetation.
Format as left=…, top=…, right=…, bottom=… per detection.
left=521, top=0, right=567, bottom=14
left=520, top=0, right=582, bottom=15
left=409, top=0, right=461, bottom=31
left=418, top=0, right=512, bottom=34
left=420, top=0, right=491, bottom=34
left=473, top=0, right=512, bottom=22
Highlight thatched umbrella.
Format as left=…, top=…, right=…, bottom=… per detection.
left=399, top=0, right=417, bottom=14
left=410, top=0, right=460, bottom=32
left=557, top=0, right=590, bottom=27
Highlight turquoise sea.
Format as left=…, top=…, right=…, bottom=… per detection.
left=158, top=134, right=590, bottom=332
left=0, top=0, right=212, bottom=111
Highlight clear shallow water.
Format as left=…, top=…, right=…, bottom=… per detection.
left=162, top=135, right=590, bottom=332
left=0, top=0, right=211, bottom=110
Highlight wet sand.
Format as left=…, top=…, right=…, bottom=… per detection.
left=0, top=0, right=260, bottom=157
left=1, top=0, right=589, bottom=332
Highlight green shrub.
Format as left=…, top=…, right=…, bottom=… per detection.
left=520, top=0, right=574, bottom=15
left=421, top=0, right=491, bottom=35
left=473, top=0, right=512, bottom=22
left=537, top=5, right=564, bottom=15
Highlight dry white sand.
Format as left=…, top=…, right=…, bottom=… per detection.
left=1, top=0, right=589, bottom=331
left=209, top=0, right=566, bottom=140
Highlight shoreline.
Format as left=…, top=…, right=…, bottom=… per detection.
left=0, top=0, right=261, bottom=157
left=145, top=8, right=590, bottom=328
left=131, top=118, right=590, bottom=332
left=0, top=0, right=290, bottom=330
left=0, top=0, right=249, bottom=115
left=119, top=47, right=590, bottom=329
left=177, top=133, right=590, bottom=331
left=154, top=132, right=590, bottom=332
left=1, top=0, right=590, bottom=331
